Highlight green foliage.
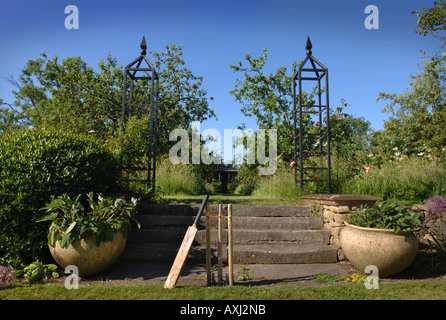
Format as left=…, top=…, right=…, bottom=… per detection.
left=238, top=266, right=256, bottom=281
left=412, top=0, right=446, bottom=51
left=15, top=261, right=59, bottom=282
left=340, top=157, right=445, bottom=202
left=0, top=99, right=24, bottom=134
left=151, top=44, right=216, bottom=156
left=349, top=199, right=423, bottom=234
left=313, top=273, right=342, bottom=283
left=5, top=45, right=215, bottom=162
left=342, top=273, right=367, bottom=285
left=328, top=100, right=374, bottom=193
left=6, top=53, right=124, bottom=139
left=234, top=183, right=257, bottom=196
left=155, top=159, right=209, bottom=196
left=38, top=192, right=139, bottom=248
left=0, top=128, right=120, bottom=267
left=209, top=181, right=223, bottom=194
left=376, top=57, right=446, bottom=158
left=229, top=48, right=315, bottom=161
left=252, top=166, right=301, bottom=199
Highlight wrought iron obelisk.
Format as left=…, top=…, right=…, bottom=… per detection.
left=121, top=36, right=159, bottom=192
left=292, top=37, right=331, bottom=192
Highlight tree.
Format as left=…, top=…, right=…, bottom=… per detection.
left=376, top=57, right=446, bottom=157
left=0, top=99, right=24, bottom=133
left=229, top=48, right=373, bottom=164
left=5, top=53, right=121, bottom=137
left=229, top=48, right=315, bottom=161
left=151, top=44, right=216, bottom=156
left=413, top=0, right=446, bottom=56
left=376, top=1, right=446, bottom=157
left=3, top=45, right=216, bottom=158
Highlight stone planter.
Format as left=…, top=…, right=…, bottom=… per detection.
left=339, top=222, right=418, bottom=277
left=49, top=229, right=127, bottom=277
left=301, top=194, right=383, bottom=260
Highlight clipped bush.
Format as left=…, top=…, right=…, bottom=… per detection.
left=0, top=128, right=120, bottom=267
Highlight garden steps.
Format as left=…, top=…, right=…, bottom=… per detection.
left=122, top=204, right=337, bottom=264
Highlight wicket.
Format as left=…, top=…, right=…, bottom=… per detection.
left=206, top=203, right=234, bottom=286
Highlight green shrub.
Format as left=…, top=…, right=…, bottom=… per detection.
left=235, top=182, right=257, bottom=196
left=227, top=182, right=238, bottom=193
left=156, top=160, right=208, bottom=196
left=209, top=181, right=223, bottom=194
left=252, top=169, right=301, bottom=199
left=0, top=128, right=120, bottom=267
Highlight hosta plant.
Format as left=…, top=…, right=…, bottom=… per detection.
left=38, top=192, right=140, bottom=248
left=15, top=261, right=59, bottom=282
left=349, top=199, right=423, bottom=234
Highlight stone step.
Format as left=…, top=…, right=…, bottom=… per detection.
left=122, top=203, right=337, bottom=265
left=127, top=228, right=330, bottom=246
left=136, top=215, right=323, bottom=230
left=231, top=244, right=337, bottom=264
left=202, top=229, right=330, bottom=245
left=122, top=243, right=337, bottom=264
left=136, top=204, right=313, bottom=217
left=122, top=243, right=226, bottom=263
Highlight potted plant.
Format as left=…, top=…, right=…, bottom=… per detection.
left=339, top=199, right=422, bottom=277
left=38, top=192, right=140, bottom=277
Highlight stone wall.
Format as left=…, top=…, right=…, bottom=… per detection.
left=301, top=194, right=382, bottom=261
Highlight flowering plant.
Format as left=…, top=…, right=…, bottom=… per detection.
left=0, top=266, right=16, bottom=289
left=424, top=195, right=446, bottom=251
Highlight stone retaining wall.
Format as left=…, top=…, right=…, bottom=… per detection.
left=301, top=194, right=382, bottom=261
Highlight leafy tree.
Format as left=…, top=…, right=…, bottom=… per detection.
left=0, top=99, right=24, bottom=133
left=377, top=57, right=445, bottom=157
left=3, top=45, right=216, bottom=158
left=5, top=53, right=120, bottom=137
left=376, top=1, right=446, bottom=158
left=150, top=44, right=216, bottom=156
left=412, top=0, right=446, bottom=56
left=229, top=48, right=316, bottom=161
left=229, top=49, right=373, bottom=165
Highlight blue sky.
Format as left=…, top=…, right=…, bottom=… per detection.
left=0, top=0, right=441, bottom=138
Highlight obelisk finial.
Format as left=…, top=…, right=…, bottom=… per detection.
left=140, top=36, right=147, bottom=55
left=305, top=36, right=312, bottom=56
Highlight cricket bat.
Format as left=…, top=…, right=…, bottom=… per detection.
left=164, top=195, right=209, bottom=289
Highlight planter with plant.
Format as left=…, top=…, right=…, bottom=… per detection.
left=38, top=192, right=139, bottom=277
left=339, top=199, right=422, bottom=277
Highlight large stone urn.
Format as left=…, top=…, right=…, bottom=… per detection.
left=49, top=229, right=127, bottom=277
left=339, top=222, right=418, bottom=277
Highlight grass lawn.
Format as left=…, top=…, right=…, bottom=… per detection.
left=163, top=194, right=304, bottom=205
left=1, top=280, right=446, bottom=300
